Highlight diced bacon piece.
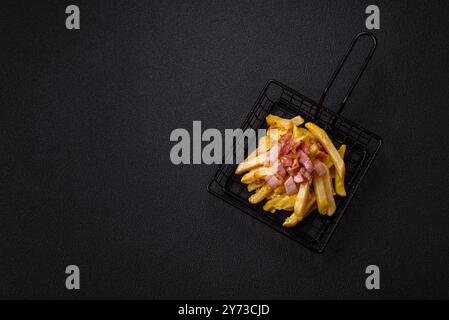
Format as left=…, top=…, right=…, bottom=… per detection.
left=291, top=141, right=303, bottom=153
left=284, top=176, right=298, bottom=195
left=280, top=134, right=290, bottom=143
left=280, top=156, right=293, bottom=168
left=287, top=166, right=300, bottom=177
left=276, top=162, right=286, bottom=177
left=301, top=141, right=310, bottom=153
left=265, top=174, right=282, bottom=189
left=279, top=135, right=293, bottom=155
left=293, top=172, right=305, bottom=183
left=303, top=170, right=313, bottom=183
left=313, top=160, right=326, bottom=177
left=298, top=150, right=314, bottom=172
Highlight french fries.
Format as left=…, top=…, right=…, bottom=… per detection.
left=266, top=114, right=293, bottom=130
left=291, top=115, right=304, bottom=126
left=313, top=171, right=328, bottom=214
left=263, top=194, right=296, bottom=212
left=322, top=165, right=336, bottom=215
left=283, top=182, right=309, bottom=227
left=236, top=114, right=347, bottom=228
left=235, top=153, right=267, bottom=175
left=335, top=145, right=347, bottom=196
left=241, top=166, right=276, bottom=184
left=293, top=126, right=313, bottom=142
left=305, top=122, right=345, bottom=178
left=248, top=184, right=272, bottom=204
left=247, top=181, right=264, bottom=192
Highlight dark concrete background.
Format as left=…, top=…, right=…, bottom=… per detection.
left=1, top=0, right=448, bottom=299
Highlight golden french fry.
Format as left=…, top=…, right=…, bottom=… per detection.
left=322, top=165, right=336, bottom=215
left=270, top=127, right=289, bottom=140
left=293, top=127, right=313, bottom=142
left=305, top=122, right=345, bottom=178
left=242, top=127, right=283, bottom=169
left=291, top=115, right=304, bottom=126
left=266, top=128, right=288, bottom=154
left=241, top=166, right=275, bottom=184
left=272, top=185, right=285, bottom=195
left=277, top=194, right=297, bottom=210
left=292, top=126, right=301, bottom=140
left=249, top=184, right=272, bottom=204
left=266, top=114, right=293, bottom=130
left=269, top=194, right=297, bottom=212
left=334, top=144, right=347, bottom=197
left=324, top=157, right=333, bottom=168
left=329, top=166, right=335, bottom=178
left=283, top=182, right=309, bottom=227
left=263, top=194, right=283, bottom=212
left=247, top=182, right=265, bottom=192
left=313, top=173, right=329, bottom=215
left=305, top=201, right=317, bottom=216
left=241, top=168, right=257, bottom=184
left=300, top=192, right=317, bottom=217
left=308, top=143, right=319, bottom=157
left=235, top=153, right=267, bottom=175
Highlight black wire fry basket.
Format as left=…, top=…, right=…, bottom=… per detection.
left=207, top=32, right=382, bottom=253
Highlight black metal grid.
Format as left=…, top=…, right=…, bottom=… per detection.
left=207, top=33, right=382, bottom=253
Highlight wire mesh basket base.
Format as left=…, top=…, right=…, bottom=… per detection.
left=207, top=79, right=382, bottom=253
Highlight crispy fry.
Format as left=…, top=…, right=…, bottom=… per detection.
left=235, top=153, right=267, bottom=175
left=263, top=194, right=284, bottom=212
left=338, top=144, right=346, bottom=156
left=266, top=114, right=293, bottom=130
left=323, top=156, right=333, bottom=168
left=323, top=165, right=336, bottom=215
left=243, top=127, right=283, bottom=165
left=305, top=122, right=345, bottom=178
left=241, top=166, right=275, bottom=184
left=308, top=143, right=320, bottom=157
left=313, top=173, right=329, bottom=215
left=334, top=144, right=347, bottom=197
left=248, top=184, right=272, bottom=204
left=329, top=166, right=335, bottom=178
left=283, top=182, right=310, bottom=227
left=266, top=189, right=309, bottom=213
left=291, top=115, right=304, bottom=126
left=247, top=182, right=265, bottom=192
left=276, top=194, right=297, bottom=211
left=305, top=201, right=317, bottom=216
left=299, top=192, right=317, bottom=218
left=273, top=185, right=285, bottom=195
left=305, top=192, right=316, bottom=212
left=293, top=126, right=313, bottom=142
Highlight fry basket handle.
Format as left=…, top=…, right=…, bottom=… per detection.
left=319, top=32, right=377, bottom=115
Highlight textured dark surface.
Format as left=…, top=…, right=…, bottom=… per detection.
left=1, top=0, right=449, bottom=299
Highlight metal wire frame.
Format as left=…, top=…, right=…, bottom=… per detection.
left=207, top=32, right=382, bottom=253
